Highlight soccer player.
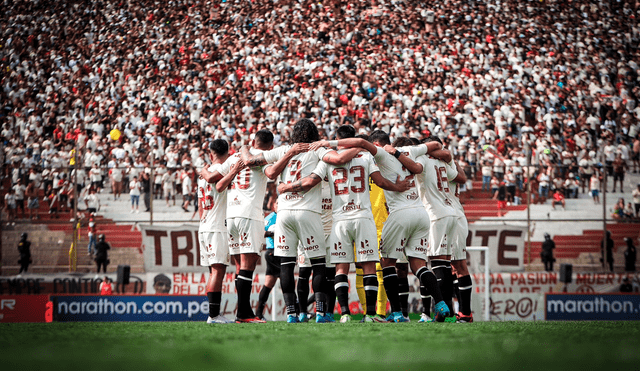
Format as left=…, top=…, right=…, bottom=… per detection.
left=198, top=140, right=237, bottom=322
left=389, top=137, right=466, bottom=321
left=278, top=125, right=411, bottom=323
left=241, top=119, right=360, bottom=323
left=322, top=131, right=447, bottom=322
left=197, top=139, right=241, bottom=324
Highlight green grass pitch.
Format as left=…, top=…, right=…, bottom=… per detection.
left=2, top=321, right=639, bottom=371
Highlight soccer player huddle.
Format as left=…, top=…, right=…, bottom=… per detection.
left=197, top=118, right=473, bottom=324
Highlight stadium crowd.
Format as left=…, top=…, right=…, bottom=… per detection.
left=2, top=0, right=640, bottom=220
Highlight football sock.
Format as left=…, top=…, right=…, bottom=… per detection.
left=256, top=286, right=272, bottom=318
left=431, top=259, right=448, bottom=305
left=398, top=276, right=410, bottom=317
left=417, top=266, right=444, bottom=304
left=453, top=273, right=460, bottom=304
left=280, top=257, right=297, bottom=315
left=297, top=267, right=312, bottom=314
left=382, top=266, right=400, bottom=313
left=310, top=257, right=327, bottom=315
left=376, top=263, right=388, bottom=316
left=335, top=273, right=350, bottom=315
left=355, top=267, right=366, bottom=310
left=420, top=285, right=432, bottom=315
left=363, top=275, right=378, bottom=316
left=458, top=275, right=473, bottom=315
left=324, top=267, right=336, bottom=314
left=207, top=291, right=221, bottom=318
left=443, top=262, right=454, bottom=313
left=236, top=270, right=254, bottom=318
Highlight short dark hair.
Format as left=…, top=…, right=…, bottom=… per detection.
left=291, top=118, right=320, bottom=143
left=209, top=139, right=229, bottom=157
left=254, top=129, right=274, bottom=148
left=370, top=130, right=390, bottom=146
left=426, top=136, right=443, bottom=145
left=393, top=136, right=414, bottom=148
left=336, top=125, right=356, bottom=139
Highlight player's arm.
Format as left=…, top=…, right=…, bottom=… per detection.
left=277, top=173, right=322, bottom=194
left=215, top=160, right=246, bottom=193
left=451, top=160, right=467, bottom=184
left=199, top=167, right=222, bottom=183
left=370, top=171, right=411, bottom=192
left=312, top=138, right=378, bottom=155
left=382, top=144, right=423, bottom=174
left=429, top=149, right=453, bottom=163
left=240, top=145, right=268, bottom=167
left=322, top=148, right=361, bottom=165
left=264, top=143, right=309, bottom=179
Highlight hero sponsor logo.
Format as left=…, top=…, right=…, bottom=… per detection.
left=359, top=240, right=375, bottom=255
left=331, top=242, right=347, bottom=257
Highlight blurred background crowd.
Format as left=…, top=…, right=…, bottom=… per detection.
left=2, top=0, right=640, bottom=220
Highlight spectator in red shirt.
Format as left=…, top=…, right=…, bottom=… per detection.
left=552, top=189, right=566, bottom=211
left=100, top=277, right=113, bottom=295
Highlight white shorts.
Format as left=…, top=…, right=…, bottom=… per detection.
left=298, top=231, right=334, bottom=268
left=380, top=208, right=430, bottom=261
left=199, top=231, right=230, bottom=266
left=429, top=216, right=457, bottom=257
left=227, top=217, right=265, bottom=255
left=328, top=218, right=379, bottom=264
left=451, top=216, right=469, bottom=261
left=274, top=210, right=325, bottom=259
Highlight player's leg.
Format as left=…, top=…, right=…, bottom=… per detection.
left=451, top=259, right=473, bottom=322
left=274, top=211, right=302, bottom=323
left=297, top=265, right=312, bottom=321
left=334, top=262, right=352, bottom=321
left=324, top=266, right=336, bottom=318
left=409, top=257, right=448, bottom=321
left=296, top=211, right=329, bottom=320
left=375, top=262, right=388, bottom=318
left=397, top=263, right=410, bottom=318
left=355, top=218, right=384, bottom=321
left=256, top=249, right=280, bottom=320
left=419, top=284, right=432, bottom=322
left=233, top=218, right=265, bottom=322
left=355, top=263, right=366, bottom=312
left=201, top=231, right=232, bottom=323
left=430, top=217, right=455, bottom=315
left=380, top=257, right=403, bottom=321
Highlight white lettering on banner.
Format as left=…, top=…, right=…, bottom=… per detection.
left=466, top=224, right=527, bottom=272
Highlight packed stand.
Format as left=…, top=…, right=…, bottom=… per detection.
left=2, top=0, right=640, bottom=221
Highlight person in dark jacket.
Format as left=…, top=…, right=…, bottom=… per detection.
left=601, top=231, right=614, bottom=272
left=624, top=237, right=637, bottom=272
left=95, top=234, right=110, bottom=273
left=17, top=233, right=31, bottom=274
left=541, top=233, right=556, bottom=272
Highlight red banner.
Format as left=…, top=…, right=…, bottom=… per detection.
left=0, top=295, right=51, bottom=323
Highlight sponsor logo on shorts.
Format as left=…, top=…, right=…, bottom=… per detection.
left=277, top=245, right=290, bottom=250
left=331, top=251, right=347, bottom=257
left=415, top=246, right=428, bottom=253
left=395, top=248, right=404, bottom=253
left=303, top=245, right=319, bottom=251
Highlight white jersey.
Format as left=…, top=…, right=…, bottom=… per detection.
left=220, top=148, right=270, bottom=221
left=320, top=182, right=333, bottom=236
left=313, top=151, right=378, bottom=222
left=263, top=146, right=331, bottom=213
left=197, top=163, right=227, bottom=232
left=447, top=167, right=466, bottom=219
left=415, top=155, right=459, bottom=220
left=372, top=148, right=422, bottom=213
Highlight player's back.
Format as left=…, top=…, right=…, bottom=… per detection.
left=264, top=146, right=331, bottom=213
left=373, top=149, right=423, bottom=213
left=222, top=149, right=269, bottom=220
left=197, top=163, right=227, bottom=232
left=316, top=151, right=377, bottom=221
left=415, top=155, right=458, bottom=220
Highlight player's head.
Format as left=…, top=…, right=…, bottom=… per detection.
left=410, top=138, right=420, bottom=145
left=392, top=136, right=414, bottom=148
left=425, top=136, right=443, bottom=145
left=253, top=129, right=274, bottom=150
left=370, top=130, right=390, bottom=146
left=336, top=125, right=356, bottom=139
left=208, top=139, right=229, bottom=159
left=291, top=118, right=320, bottom=144
left=355, top=134, right=369, bottom=141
